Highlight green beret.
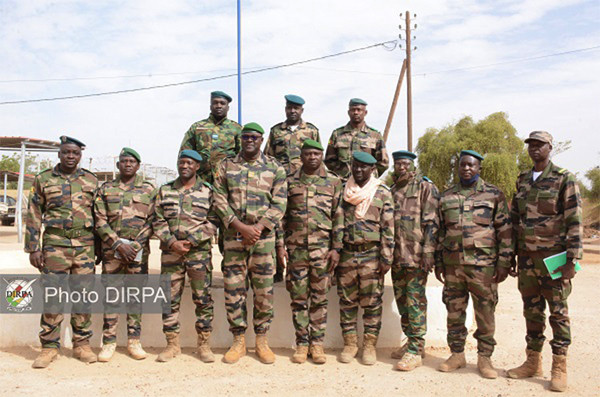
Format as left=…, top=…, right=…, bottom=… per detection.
left=179, top=149, right=203, bottom=162
left=349, top=98, right=368, bottom=106
left=211, top=90, right=232, bottom=103
left=241, top=122, right=264, bottom=135
left=285, top=94, right=305, bottom=105
left=119, top=147, right=141, bottom=162
left=301, top=139, right=323, bottom=151
left=352, top=151, right=376, bottom=165
left=460, top=150, right=484, bottom=162
left=392, top=150, right=416, bottom=161
left=59, top=135, right=85, bottom=148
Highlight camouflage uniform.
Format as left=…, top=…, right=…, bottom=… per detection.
left=94, top=174, right=156, bottom=344
left=25, top=165, right=98, bottom=348
left=436, top=178, right=513, bottom=357
left=391, top=174, right=440, bottom=355
left=264, top=120, right=321, bottom=175
left=337, top=184, right=394, bottom=336
left=511, top=162, right=582, bottom=356
left=180, top=114, right=242, bottom=183
left=153, top=177, right=218, bottom=334
left=277, top=166, right=343, bottom=346
left=212, top=153, right=287, bottom=335
left=324, top=123, right=389, bottom=181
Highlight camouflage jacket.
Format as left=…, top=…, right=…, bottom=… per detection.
left=392, top=175, right=440, bottom=268
left=25, top=165, right=98, bottom=252
left=179, top=114, right=242, bottom=182
left=324, top=123, right=389, bottom=180
left=213, top=153, right=287, bottom=232
left=436, top=178, right=513, bottom=268
left=94, top=174, right=156, bottom=254
left=511, top=161, right=582, bottom=260
left=264, top=120, right=321, bottom=175
left=152, top=177, right=218, bottom=251
left=341, top=183, right=395, bottom=267
left=277, top=166, right=343, bottom=250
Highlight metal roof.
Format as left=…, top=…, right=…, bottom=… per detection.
left=0, top=170, right=34, bottom=182
left=0, top=136, right=60, bottom=151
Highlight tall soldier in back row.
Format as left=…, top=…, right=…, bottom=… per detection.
left=25, top=136, right=99, bottom=368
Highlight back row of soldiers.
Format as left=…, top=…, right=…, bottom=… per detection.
left=25, top=92, right=581, bottom=393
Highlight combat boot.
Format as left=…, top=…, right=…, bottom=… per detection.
left=32, top=348, right=58, bottom=368
left=339, top=333, right=358, bottom=363
left=361, top=334, right=378, bottom=366
left=127, top=339, right=147, bottom=360
left=73, top=344, right=98, bottom=363
left=157, top=332, right=181, bottom=362
left=291, top=345, right=308, bottom=364
left=309, top=344, right=327, bottom=364
left=98, top=342, right=116, bottom=362
left=255, top=334, right=275, bottom=364
left=438, top=352, right=466, bottom=372
left=391, top=343, right=426, bottom=359
left=223, top=334, right=246, bottom=364
left=477, top=354, right=498, bottom=379
left=394, top=352, right=422, bottom=371
left=550, top=354, right=567, bottom=392
left=197, top=332, right=215, bottom=363
left=507, top=349, right=543, bottom=378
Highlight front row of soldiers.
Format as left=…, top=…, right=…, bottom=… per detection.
left=25, top=129, right=581, bottom=392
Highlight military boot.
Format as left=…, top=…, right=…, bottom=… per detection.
left=395, top=352, right=422, bottom=371
left=361, top=334, right=378, bottom=366
left=291, top=345, right=308, bottom=364
left=73, top=344, right=98, bottom=363
left=339, top=333, right=358, bottom=363
left=310, top=344, right=327, bottom=364
left=438, top=352, right=466, bottom=372
left=127, top=339, right=147, bottom=360
left=507, top=349, right=543, bottom=378
left=98, top=342, right=116, bottom=362
left=223, top=334, right=246, bottom=364
left=477, top=354, right=498, bottom=379
left=157, top=332, right=181, bottom=362
left=550, top=354, right=567, bottom=392
left=32, top=348, right=58, bottom=369
left=196, top=332, right=215, bottom=363
left=255, top=334, right=275, bottom=364
left=391, top=343, right=426, bottom=359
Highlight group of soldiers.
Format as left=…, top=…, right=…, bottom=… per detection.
left=24, top=91, right=582, bottom=393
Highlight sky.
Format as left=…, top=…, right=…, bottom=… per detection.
left=0, top=0, right=599, bottom=183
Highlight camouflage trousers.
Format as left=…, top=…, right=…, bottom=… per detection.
left=392, top=266, right=428, bottom=355
left=518, top=254, right=571, bottom=356
left=337, top=247, right=384, bottom=336
left=161, top=246, right=213, bottom=334
left=223, top=231, right=275, bottom=335
left=101, top=255, right=148, bottom=344
left=285, top=246, right=330, bottom=346
left=39, top=245, right=96, bottom=348
left=442, top=265, right=498, bottom=357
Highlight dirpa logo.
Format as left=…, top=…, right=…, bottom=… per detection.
left=5, top=279, right=36, bottom=312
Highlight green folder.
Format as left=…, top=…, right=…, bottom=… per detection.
left=543, top=251, right=582, bottom=280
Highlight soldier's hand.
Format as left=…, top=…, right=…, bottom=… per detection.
left=509, top=256, right=518, bottom=277
left=494, top=267, right=510, bottom=284
left=29, top=251, right=44, bottom=270
left=434, top=266, right=445, bottom=283
left=170, top=240, right=191, bottom=256
left=276, top=247, right=288, bottom=270
left=326, top=250, right=340, bottom=273
left=558, top=260, right=576, bottom=280
left=116, top=243, right=137, bottom=263
left=237, top=223, right=260, bottom=245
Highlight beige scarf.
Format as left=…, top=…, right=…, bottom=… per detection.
left=343, top=175, right=381, bottom=219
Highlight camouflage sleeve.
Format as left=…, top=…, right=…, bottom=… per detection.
left=212, top=160, right=237, bottom=228
left=314, top=128, right=321, bottom=144
left=435, top=200, right=446, bottom=269
left=275, top=223, right=285, bottom=249
left=510, top=178, right=521, bottom=254
left=380, top=189, right=395, bottom=266
left=263, top=129, right=275, bottom=157
left=375, top=137, right=389, bottom=178
left=234, top=129, right=241, bottom=155
left=420, top=182, right=440, bottom=263
left=93, top=183, right=121, bottom=249
left=257, top=164, right=288, bottom=231
left=24, top=176, right=44, bottom=253
left=324, top=132, right=337, bottom=172
left=187, top=208, right=218, bottom=247
left=152, top=187, right=177, bottom=248
left=331, top=179, right=344, bottom=250
left=132, top=188, right=158, bottom=251
left=562, top=173, right=583, bottom=260
left=179, top=125, right=196, bottom=151
left=494, top=190, right=514, bottom=268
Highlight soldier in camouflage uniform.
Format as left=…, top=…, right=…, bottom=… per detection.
left=389, top=150, right=440, bottom=372
left=213, top=122, right=287, bottom=365
left=152, top=150, right=219, bottom=363
left=435, top=150, right=513, bottom=379
left=276, top=139, right=343, bottom=364
left=26, top=136, right=99, bottom=368
left=94, top=148, right=155, bottom=362
left=180, top=90, right=242, bottom=184
left=324, top=98, right=389, bottom=181
left=337, top=151, right=394, bottom=366
left=507, top=131, right=582, bottom=392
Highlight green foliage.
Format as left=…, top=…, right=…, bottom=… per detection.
left=585, top=166, right=600, bottom=201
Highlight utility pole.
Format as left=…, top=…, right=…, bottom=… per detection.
left=405, top=11, right=413, bottom=151
left=383, top=59, right=407, bottom=143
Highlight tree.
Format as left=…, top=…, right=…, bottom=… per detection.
left=585, top=166, right=600, bottom=201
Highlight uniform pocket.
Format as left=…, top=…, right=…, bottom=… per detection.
left=105, top=192, right=122, bottom=216
left=44, top=185, right=64, bottom=208
left=537, top=190, right=557, bottom=215
left=161, top=195, right=179, bottom=219
left=191, top=201, right=209, bottom=220
left=131, top=194, right=151, bottom=219
left=441, top=200, right=460, bottom=224
left=473, top=200, right=494, bottom=225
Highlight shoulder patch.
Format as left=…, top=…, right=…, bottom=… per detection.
left=422, top=176, right=432, bottom=183
left=202, top=181, right=213, bottom=190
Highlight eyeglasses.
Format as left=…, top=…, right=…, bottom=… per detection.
left=241, top=135, right=260, bottom=142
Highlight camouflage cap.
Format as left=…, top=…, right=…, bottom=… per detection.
left=179, top=149, right=203, bottom=162
left=59, top=135, right=85, bottom=148
left=352, top=150, right=376, bottom=165
left=524, top=130, right=553, bottom=145
left=349, top=98, right=368, bottom=106
left=119, top=147, right=140, bottom=162
left=460, top=150, right=484, bottom=162
left=211, top=90, right=233, bottom=103
left=241, top=122, right=265, bottom=135
left=285, top=94, right=305, bottom=105
left=392, top=150, right=416, bottom=161
left=301, top=139, right=323, bottom=151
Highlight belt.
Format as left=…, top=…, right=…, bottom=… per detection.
left=343, top=242, right=378, bottom=252
left=45, top=227, right=93, bottom=239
